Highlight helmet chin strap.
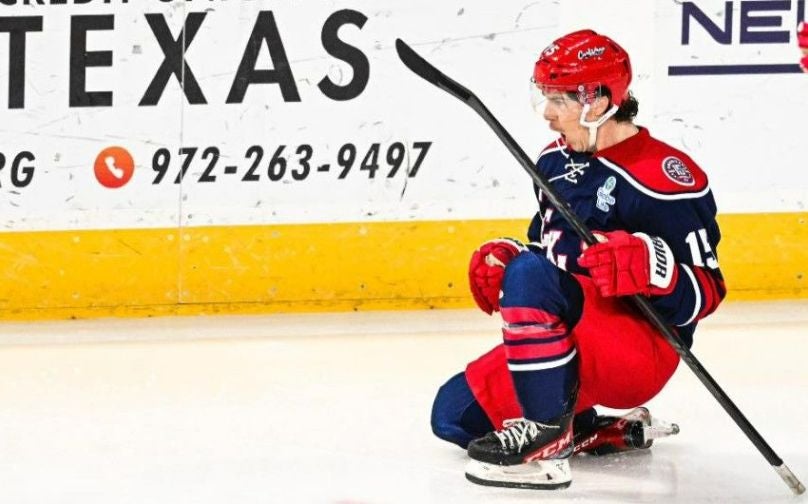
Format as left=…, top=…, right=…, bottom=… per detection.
left=579, top=103, right=619, bottom=152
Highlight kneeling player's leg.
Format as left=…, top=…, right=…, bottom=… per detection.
left=430, top=371, right=493, bottom=448
left=498, top=252, right=583, bottom=424
left=465, top=253, right=583, bottom=489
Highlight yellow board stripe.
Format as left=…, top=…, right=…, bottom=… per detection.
left=0, top=212, right=805, bottom=320
left=717, top=212, right=807, bottom=299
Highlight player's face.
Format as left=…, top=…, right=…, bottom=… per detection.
left=541, top=92, right=589, bottom=151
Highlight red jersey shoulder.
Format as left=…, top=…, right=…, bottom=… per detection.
left=598, top=132, right=709, bottom=197
left=538, top=137, right=567, bottom=160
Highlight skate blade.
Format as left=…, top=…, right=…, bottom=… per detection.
left=464, top=459, right=572, bottom=491
left=624, top=407, right=679, bottom=441
left=644, top=420, right=680, bottom=440
left=465, top=472, right=572, bottom=490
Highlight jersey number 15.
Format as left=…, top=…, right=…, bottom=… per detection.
left=685, top=229, right=719, bottom=269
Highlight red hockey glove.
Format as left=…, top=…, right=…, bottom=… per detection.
left=468, top=238, right=527, bottom=314
left=577, top=231, right=678, bottom=298
left=799, top=22, right=808, bottom=72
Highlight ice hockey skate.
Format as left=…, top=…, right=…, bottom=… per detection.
left=465, top=414, right=574, bottom=490
left=574, top=407, right=680, bottom=456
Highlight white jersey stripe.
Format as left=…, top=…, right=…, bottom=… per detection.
left=598, top=157, right=711, bottom=201
left=507, top=348, right=578, bottom=372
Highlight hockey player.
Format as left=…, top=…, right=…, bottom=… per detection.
left=430, top=29, right=726, bottom=490
left=799, top=21, right=808, bottom=72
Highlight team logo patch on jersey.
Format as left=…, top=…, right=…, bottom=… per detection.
left=662, top=156, right=695, bottom=186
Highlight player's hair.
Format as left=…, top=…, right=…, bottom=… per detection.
left=613, top=92, right=639, bottom=122
left=601, top=87, right=638, bottom=122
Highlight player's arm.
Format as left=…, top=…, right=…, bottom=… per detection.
left=644, top=198, right=726, bottom=326
left=577, top=229, right=725, bottom=326
left=577, top=194, right=726, bottom=327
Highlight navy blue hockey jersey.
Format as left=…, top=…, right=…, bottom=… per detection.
left=527, top=127, right=726, bottom=347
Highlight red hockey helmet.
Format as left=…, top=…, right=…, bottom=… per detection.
left=533, top=30, right=632, bottom=106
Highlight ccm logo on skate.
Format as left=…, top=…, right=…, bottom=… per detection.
left=573, top=433, right=598, bottom=454
left=525, top=429, right=573, bottom=462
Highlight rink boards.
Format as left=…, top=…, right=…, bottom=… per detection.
left=0, top=213, right=805, bottom=320
left=1, top=1, right=807, bottom=319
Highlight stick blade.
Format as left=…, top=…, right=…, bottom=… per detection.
left=395, top=39, right=440, bottom=84
left=395, top=38, right=473, bottom=102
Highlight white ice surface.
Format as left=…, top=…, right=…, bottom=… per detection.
left=0, top=301, right=806, bottom=504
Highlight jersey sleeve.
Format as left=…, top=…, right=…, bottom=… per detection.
left=623, top=192, right=726, bottom=331
left=599, top=137, right=726, bottom=337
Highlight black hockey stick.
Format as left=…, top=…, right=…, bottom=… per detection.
left=394, top=38, right=805, bottom=496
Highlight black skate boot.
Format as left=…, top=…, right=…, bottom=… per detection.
left=464, top=413, right=574, bottom=490
left=573, top=407, right=680, bottom=456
